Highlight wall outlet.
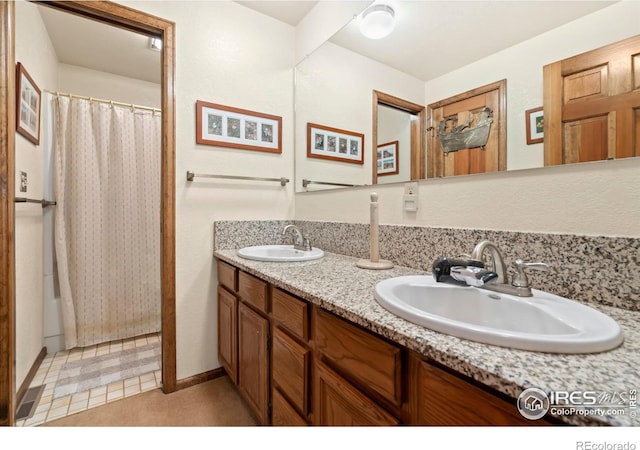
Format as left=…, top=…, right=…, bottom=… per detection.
left=403, top=182, right=418, bottom=212
left=404, top=182, right=417, bottom=195
left=20, top=171, right=27, bottom=192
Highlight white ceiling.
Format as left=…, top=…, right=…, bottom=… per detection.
left=36, top=1, right=617, bottom=86
left=330, top=1, right=618, bottom=81
left=236, top=1, right=319, bottom=25
left=37, top=4, right=162, bottom=84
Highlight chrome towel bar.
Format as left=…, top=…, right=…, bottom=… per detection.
left=302, top=179, right=360, bottom=188
left=186, top=171, right=289, bottom=186
left=14, top=197, right=57, bottom=207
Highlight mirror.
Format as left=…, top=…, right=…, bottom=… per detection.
left=294, top=0, right=638, bottom=192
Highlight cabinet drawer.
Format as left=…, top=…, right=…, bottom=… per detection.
left=238, top=271, right=269, bottom=314
left=272, top=326, right=310, bottom=416
left=271, top=287, right=309, bottom=341
left=272, top=389, right=307, bottom=426
left=217, top=260, right=237, bottom=292
left=314, top=308, right=402, bottom=406
left=418, top=362, right=550, bottom=426
left=314, top=360, right=399, bottom=426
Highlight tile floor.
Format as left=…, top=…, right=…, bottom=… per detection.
left=16, top=333, right=162, bottom=427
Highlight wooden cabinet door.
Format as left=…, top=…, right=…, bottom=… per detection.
left=313, top=361, right=398, bottom=426
left=414, top=360, right=550, bottom=426
left=217, top=286, right=237, bottom=383
left=238, top=302, right=270, bottom=425
left=544, top=35, right=640, bottom=165
left=427, top=80, right=506, bottom=178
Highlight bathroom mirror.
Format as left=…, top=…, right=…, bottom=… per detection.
left=294, top=0, right=638, bottom=192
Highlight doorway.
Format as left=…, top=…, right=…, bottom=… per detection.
left=372, top=90, right=425, bottom=185
left=0, top=0, right=176, bottom=426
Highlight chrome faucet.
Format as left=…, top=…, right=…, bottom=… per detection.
left=470, top=240, right=508, bottom=284
left=281, top=224, right=312, bottom=251
left=470, top=240, right=549, bottom=297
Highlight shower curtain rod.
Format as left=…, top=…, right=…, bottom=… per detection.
left=43, top=89, right=161, bottom=113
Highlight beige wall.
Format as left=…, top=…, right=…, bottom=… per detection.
left=296, top=1, right=640, bottom=238
left=120, top=0, right=296, bottom=379
left=14, top=0, right=58, bottom=388
left=57, top=63, right=161, bottom=108
left=296, top=42, right=424, bottom=190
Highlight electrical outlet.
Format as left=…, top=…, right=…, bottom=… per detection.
left=404, top=182, right=417, bottom=195
left=20, top=171, right=27, bottom=192
left=403, top=182, right=418, bottom=212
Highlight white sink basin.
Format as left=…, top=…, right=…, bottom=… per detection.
left=374, top=275, right=623, bottom=354
left=237, top=245, right=324, bottom=262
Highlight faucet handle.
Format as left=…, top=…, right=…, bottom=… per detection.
left=511, top=259, right=549, bottom=288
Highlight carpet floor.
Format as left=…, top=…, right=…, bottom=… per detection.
left=42, top=376, right=257, bottom=426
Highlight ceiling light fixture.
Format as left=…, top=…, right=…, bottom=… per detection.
left=149, top=37, right=162, bottom=51
left=359, top=4, right=396, bottom=40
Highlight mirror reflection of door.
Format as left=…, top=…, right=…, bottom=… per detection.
left=427, top=79, right=507, bottom=178
left=373, top=91, right=425, bottom=185
left=543, top=34, right=640, bottom=165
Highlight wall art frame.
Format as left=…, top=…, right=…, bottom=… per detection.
left=15, top=62, right=41, bottom=145
left=196, top=100, right=282, bottom=153
left=377, top=140, right=399, bottom=176
left=526, top=106, right=544, bottom=145
left=307, top=122, right=364, bottom=164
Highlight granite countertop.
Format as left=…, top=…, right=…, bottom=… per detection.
left=214, top=249, right=640, bottom=426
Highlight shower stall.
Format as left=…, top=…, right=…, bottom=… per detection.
left=42, top=92, right=162, bottom=352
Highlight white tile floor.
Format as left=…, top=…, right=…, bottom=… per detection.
left=16, top=333, right=162, bottom=427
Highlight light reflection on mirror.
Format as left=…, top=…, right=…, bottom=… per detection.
left=294, top=0, right=638, bottom=192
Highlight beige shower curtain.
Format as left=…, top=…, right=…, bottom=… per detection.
left=54, top=96, right=161, bottom=349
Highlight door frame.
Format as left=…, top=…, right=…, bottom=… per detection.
left=0, top=0, right=176, bottom=426
left=372, top=90, right=425, bottom=185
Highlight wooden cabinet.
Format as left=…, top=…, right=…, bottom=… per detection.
left=217, top=286, right=237, bottom=383
left=272, top=389, right=307, bottom=426
left=313, top=360, right=398, bottom=426
left=216, top=262, right=270, bottom=425
left=407, top=354, right=552, bottom=426
left=271, top=286, right=311, bottom=425
left=239, top=271, right=268, bottom=314
left=314, top=308, right=402, bottom=410
left=218, top=260, right=237, bottom=292
left=216, top=259, right=554, bottom=427
left=238, top=302, right=270, bottom=425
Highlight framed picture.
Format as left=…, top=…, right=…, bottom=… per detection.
left=525, top=107, right=544, bottom=145
left=16, top=62, right=41, bottom=145
left=196, top=100, right=282, bottom=153
left=377, top=140, right=399, bottom=176
left=306, top=123, right=364, bottom=164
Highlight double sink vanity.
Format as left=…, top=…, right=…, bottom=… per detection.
left=214, top=222, right=639, bottom=427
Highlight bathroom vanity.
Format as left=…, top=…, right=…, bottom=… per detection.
left=216, top=258, right=550, bottom=425
left=214, top=246, right=640, bottom=427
